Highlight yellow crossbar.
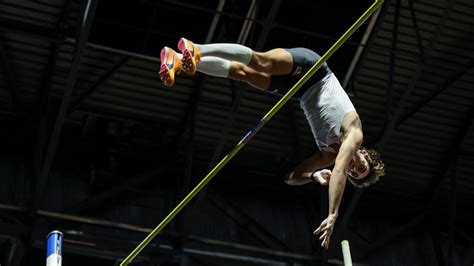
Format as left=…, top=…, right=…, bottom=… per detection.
left=121, top=1, right=383, bottom=264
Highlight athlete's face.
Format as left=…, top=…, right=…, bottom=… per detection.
left=347, top=149, right=371, bottom=180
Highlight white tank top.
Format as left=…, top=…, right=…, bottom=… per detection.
left=300, top=73, right=356, bottom=153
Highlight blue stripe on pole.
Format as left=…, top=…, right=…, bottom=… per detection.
left=242, top=119, right=266, bottom=143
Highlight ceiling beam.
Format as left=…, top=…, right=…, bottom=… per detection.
left=375, top=0, right=458, bottom=151
left=33, top=0, right=99, bottom=211
left=68, top=56, right=130, bottom=114
left=31, top=0, right=73, bottom=212
left=407, top=0, right=425, bottom=58
left=0, top=36, right=19, bottom=113
left=382, top=0, right=401, bottom=131
left=397, top=59, right=474, bottom=126
left=346, top=0, right=388, bottom=99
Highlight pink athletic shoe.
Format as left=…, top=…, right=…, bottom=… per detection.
left=159, top=46, right=182, bottom=87
left=177, top=37, right=201, bottom=75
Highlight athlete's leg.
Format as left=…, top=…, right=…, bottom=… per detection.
left=249, top=48, right=293, bottom=75
left=179, top=38, right=253, bottom=74
left=228, top=61, right=271, bottom=91
left=195, top=56, right=271, bottom=91
left=197, top=44, right=293, bottom=75
left=197, top=42, right=253, bottom=64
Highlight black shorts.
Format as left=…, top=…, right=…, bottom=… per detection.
left=269, top=48, right=332, bottom=97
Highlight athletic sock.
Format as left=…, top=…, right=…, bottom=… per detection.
left=196, top=43, right=252, bottom=65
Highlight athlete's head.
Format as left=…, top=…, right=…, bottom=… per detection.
left=347, top=147, right=384, bottom=188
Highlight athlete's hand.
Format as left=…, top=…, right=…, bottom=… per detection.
left=313, top=169, right=332, bottom=185
left=313, top=213, right=337, bottom=249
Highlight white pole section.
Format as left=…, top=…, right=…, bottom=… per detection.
left=341, top=240, right=353, bottom=266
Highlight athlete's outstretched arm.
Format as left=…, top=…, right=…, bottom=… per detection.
left=313, top=129, right=363, bottom=248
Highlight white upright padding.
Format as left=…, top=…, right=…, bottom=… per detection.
left=46, top=254, right=62, bottom=266
left=341, top=240, right=353, bottom=266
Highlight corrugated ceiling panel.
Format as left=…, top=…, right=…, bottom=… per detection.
left=353, top=0, right=473, bottom=202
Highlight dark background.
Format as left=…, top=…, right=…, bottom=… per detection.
left=0, top=0, right=473, bottom=265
